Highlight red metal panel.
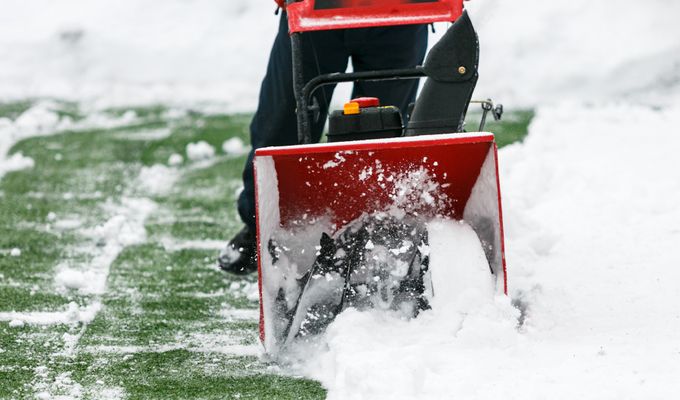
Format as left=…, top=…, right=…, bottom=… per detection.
left=275, top=143, right=488, bottom=229
left=287, top=0, right=463, bottom=33
left=257, top=134, right=493, bottom=230
left=256, top=133, right=495, bottom=156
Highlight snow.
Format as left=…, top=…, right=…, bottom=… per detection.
left=0, top=100, right=149, bottom=181
left=0, top=101, right=69, bottom=179
left=229, top=281, right=260, bottom=303
left=0, top=152, right=35, bottom=177
left=9, top=319, right=25, bottom=328
left=136, top=164, right=180, bottom=196
left=55, top=268, right=87, bottom=290
left=291, top=103, right=680, bottom=399
left=75, top=197, right=157, bottom=295
left=218, top=306, right=259, bottom=322
left=296, top=219, right=510, bottom=398
left=1, top=0, right=679, bottom=397
left=167, top=153, right=184, bottom=166
left=0, top=0, right=677, bottom=110
left=0, top=302, right=101, bottom=326
left=0, top=0, right=277, bottom=111
left=1, top=196, right=156, bottom=328
left=222, top=137, right=248, bottom=156
left=159, top=238, right=224, bottom=252
left=112, top=127, right=172, bottom=141
left=462, top=0, right=680, bottom=107
left=322, top=153, right=347, bottom=169
left=53, top=218, right=83, bottom=231
left=186, top=140, right=216, bottom=161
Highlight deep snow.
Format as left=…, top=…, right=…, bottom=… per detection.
left=299, top=102, right=680, bottom=399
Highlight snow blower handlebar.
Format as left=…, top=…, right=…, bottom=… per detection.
left=299, top=67, right=427, bottom=142
left=290, top=6, right=492, bottom=144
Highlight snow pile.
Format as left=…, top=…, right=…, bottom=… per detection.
left=295, top=219, right=517, bottom=398
left=186, top=140, right=215, bottom=161
left=296, top=103, right=680, bottom=399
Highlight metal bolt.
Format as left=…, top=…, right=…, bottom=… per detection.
left=458, top=66, right=467, bottom=75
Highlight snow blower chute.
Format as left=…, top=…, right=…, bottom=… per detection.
left=254, top=0, right=507, bottom=353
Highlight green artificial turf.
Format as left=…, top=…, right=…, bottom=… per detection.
left=0, top=100, right=531, bottom=399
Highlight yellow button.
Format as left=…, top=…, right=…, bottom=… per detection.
left=343, top=102, right=360, bottom=115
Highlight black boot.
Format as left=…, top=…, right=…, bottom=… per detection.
left=218, top=226, right=257, bottom=275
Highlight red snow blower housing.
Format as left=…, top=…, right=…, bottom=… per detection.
left=255, top=0, right=506, bottom=353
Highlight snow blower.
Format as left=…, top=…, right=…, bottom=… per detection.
left=254, top=0, right=507, bottom=354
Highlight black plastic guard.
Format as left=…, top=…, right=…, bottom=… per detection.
left=405, top=10, right=479, bottom=135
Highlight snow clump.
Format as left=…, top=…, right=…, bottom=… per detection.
left=0, top=152, right=34, bottom=176
left=9, top=319, right=25, bottom=328
left=55, top=268, right=87, bottom=290
left=186, top=141, right=215, bottom=161
left=168, top=153, right=184, bottom=166
left=222, top=137, right=247, bottom=155
left=136, top=164, right=180, bottom=196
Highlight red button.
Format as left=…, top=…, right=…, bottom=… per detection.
left=350, top=97, right=380, bottom=108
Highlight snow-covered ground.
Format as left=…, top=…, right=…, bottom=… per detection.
left=1, top=0, right=678, bottom=108
left=297, top=102, right=680, bottom=399
left=2, top=0, right=680, bottom=399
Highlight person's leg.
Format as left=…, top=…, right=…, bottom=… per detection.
left=237, top=14, right=349, bottom=231
left=223, top=13, right=349, bottom=274
left=347, top=24, right=428, bottom=120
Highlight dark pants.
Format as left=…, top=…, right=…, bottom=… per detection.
left=238, top=14, right=428, bottom=230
